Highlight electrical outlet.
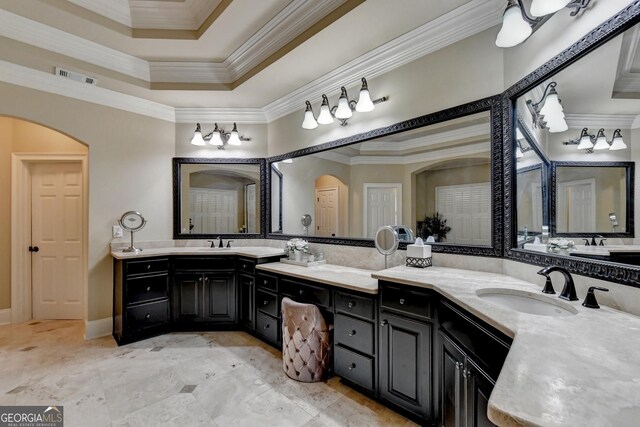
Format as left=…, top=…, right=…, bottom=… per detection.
left=112, top=225, right=124, bottom=238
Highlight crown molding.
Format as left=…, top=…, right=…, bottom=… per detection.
left=68, top=0, right=132, bottom=27
left=0, top=9, right=150, bottom=82
left=0, top=60, right=174, bottom=122
left=129, top=0, right=217, bottom=30
left=565, top=113, right=637, bottom=129
left=360, top=123, right=489, bottom=152
left=175, top=108, right=267, bottom=124
left=262, top=0, right=504, bottom=122
left=149, top=62, right=231, bottom=84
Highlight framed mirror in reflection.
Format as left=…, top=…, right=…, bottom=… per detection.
left=267, top=96, right=504, bottom=257
left=172, top=158, right=265, bottom=239
left=508, top=17, right=640, bottom=274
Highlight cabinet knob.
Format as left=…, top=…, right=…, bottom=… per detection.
left=347, top=363, right=356, bottom=371
left=249, top=281, right=253, bottom=285
left=348, top=330, right=356, bottom=337
left=455, top=362, right=463, bottom=371
left=146, top=264, right=151, bottom=270
left=199, top=277, right=202, bottom=282
left=380, top=319, right=388, bottom=327
left=146, top=286, right=151, bottom=292
left=263, top=280, right=268, bottom=285
left=399, top=298, right=405, bottom=305
left=243, top=264, right=247, bottom=269
left=264, top=324, right=270, bottom=329
left=263, top=300, right=269, bottom=306
left=145, top=313, right=151, bottom=319
left=299, top=290, right=304, bottom=295
left=347, top=301, right=355, bottom=308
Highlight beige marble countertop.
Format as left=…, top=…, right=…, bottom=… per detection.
left=373, top=266, right=640, bottom=427
left=110, top=246, right=286, bottom=260
left=256, top=262, right=378, bottom=295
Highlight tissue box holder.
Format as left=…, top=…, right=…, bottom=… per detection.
left=406, top=256, right=432, bottom=268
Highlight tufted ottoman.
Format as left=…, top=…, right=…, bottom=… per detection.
left=281, top=297, right=332, bottom=382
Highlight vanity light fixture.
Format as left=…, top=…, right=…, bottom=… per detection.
left=515, top=140, right=532, bottom=160
left=562, top=128, right=627, bottom=152
left=495, top=0, right=591, bottom=48
left=301, top=77, right=388, bottom=128
left=189, top=122, right=251, bottom=148
left=526, top=81, right=568, bottom=133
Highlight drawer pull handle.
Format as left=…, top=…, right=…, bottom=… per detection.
left=347, top=363, right=356, bottom=371
left=348, top=330, right=356, bottom=337
left=264, top=324, right=270, bottom=329
left=347, top=301, right=355, bottom=308
left=380, top=319, right=388, bottom=327
left=243, top=264, right=247, bottom=269
left=146, top=286, right=151, bottom=292
left=145, top=313, right=151, bottom=319
left=146, top=265, right=151, bottom=270
left=249, top=281, right=253, bottom=285
left=399, top=298, right=405, bottom=305
left=299, top=290, right=304, bottom=295
left=264, top=280, right=268, bottom=285
left=263, top=300, right=269, bottom=306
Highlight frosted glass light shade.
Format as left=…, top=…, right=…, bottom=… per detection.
left=547, top=116, right=568, bottom=133
left=495, top=3, right=532, bottom=48
left=302, top=101, right=318, bottom=129
left=209, top=131, right=223, bottom=146
left=190, top=123, right=206, bottom=146
left=539, top=92, right=563, bottom=116
left=335, top=87, right=353, bottom=119
left=577, top=134, right=594, bottom=150
left=593, top=129, right=609, bottom=150
left=317, top=95, right=334, bottom=124
left=609, top=130, right=627, bottom=151
left=227, top=123, right=241, bottom=145
left=356, top=78, right=374, bottom=112
left=530, top=0, right=571, bottom=17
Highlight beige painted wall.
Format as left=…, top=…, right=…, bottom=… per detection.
left=0, top=82, right=175, bottom=321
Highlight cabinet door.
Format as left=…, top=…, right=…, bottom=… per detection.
left=203, top=272, right=236, bottom=322
left=465, top=361, right=496, bottom=427
left=173, top=273, right=202, bottom=321
left=239, top=273, right=255, bottom=330
left=440, top=332, right=467, bottom=427
left=379, top=312, right=432, bottom=419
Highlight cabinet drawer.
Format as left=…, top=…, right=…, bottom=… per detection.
left=125, top=274, right=169, bottom=305
left=173, top=257, right=235, bottom=271
left=381, top=283, right=432, bottom=320
left=256, top=273, right=278, bottom=291
left=257, top=289, right=279, bottom=317
left=335, top=345, right=374, bottom=391
left=335, top=291, right=375, bottom=320
left=280, top=279, right=331, bottom=308
left=237, top=258, right=256, bottom=275
left=335, top=313, right=374, bottom=355
left=125, top=300, right=169, bottom=331
left=125, top=258, right=168, bottom=276
left=256, top=312, right=279, bottom=344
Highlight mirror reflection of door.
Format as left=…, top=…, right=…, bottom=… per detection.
left=363, top=183, right=401, bottom=239
left=557, top=179, right=596, bottom=232
left=435, top=182, right=490, bottom=245
left=190, top=188, right=237, bottom=234
left=315, top=187, right=339, bottom=236
left=245, top=183, right=256, bottom=233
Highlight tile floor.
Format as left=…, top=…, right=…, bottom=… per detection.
left=0, top=320, right=416, bottom=426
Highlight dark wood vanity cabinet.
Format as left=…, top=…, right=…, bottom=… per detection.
left=378, top=282, right=433, bottom=420
left=437, top=300, right=512, bottom=427
left=113, top=257, right=171, bottom=345
left=254, top=272, right=280, bottom=347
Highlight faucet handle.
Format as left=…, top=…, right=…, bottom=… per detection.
left=582, top=286, right=609, bottom=309
left=226, top=240, right=234, bottom=248
left=207, top=240, right=215, bottom=248
left=599, top=238, right=606, bottom=246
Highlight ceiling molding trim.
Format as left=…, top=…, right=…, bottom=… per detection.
left=0, top=60, right=175, bottom=123
left=0, top=9, right=150, bottom=82
left=262, top=0, right=503, bottom=122
left=565, top=113, right=637, bottom=129
left=360, top=123, right=489, bottom=152
left=149, top=62, right=231, bottom=84
left=349, top=142, right=490, bottom=165
left=129, top=0, right=217, bottom=30
left=175, top=108, right=267, bottom=124
left=67, top=0, right=132, bottom=27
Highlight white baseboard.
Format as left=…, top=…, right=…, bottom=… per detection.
left=84, top=317, right=112, bottom=340
left=0, top=308, right=11, bottom=325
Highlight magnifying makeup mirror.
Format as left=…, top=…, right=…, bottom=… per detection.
left=375, top=225, right=399, bottom=269
left=301, top=214, right=312, bottom=235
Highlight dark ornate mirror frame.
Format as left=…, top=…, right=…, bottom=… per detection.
left=172, top=157, right=267, bottom=239
left=265, top=95, right=504, bottom=257
left=503, top=2, right=640, bottom=287
left=270, top=164, right=283, bottom=233
left=550, top=161, right=635, bottom=238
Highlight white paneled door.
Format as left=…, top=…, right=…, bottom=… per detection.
left=364, top=184, right=401, bottom=238
left=315, top=187, right=339, bottom=237
left=31, top=162, right=83, bottom=319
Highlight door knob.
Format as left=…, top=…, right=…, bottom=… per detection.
left=347, top=301, right=355, bottom=308
left=380, top=319, right=388, bottom=326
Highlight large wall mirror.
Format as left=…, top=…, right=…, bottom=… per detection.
left=504, top=5, right=640, bottom=286
left=267, top=96, right=503, bottom=257
left=173, top=158, right=266, bottom=239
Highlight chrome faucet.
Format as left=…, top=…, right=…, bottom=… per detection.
left=536, top=265, right=579, bottom=301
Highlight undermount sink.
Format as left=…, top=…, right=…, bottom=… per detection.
left=476, top=288, right=578, bottom=317
left=198, top=247, right=231, bottom=251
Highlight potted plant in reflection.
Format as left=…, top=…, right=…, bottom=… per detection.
left=420, top=212, right=451, bottom=242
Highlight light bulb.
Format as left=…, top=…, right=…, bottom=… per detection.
left=515, top=145, right=524, bottom=159
left=190, top=123, right=206, bottom=146
left=334, top=87, right=353, bottom=120
left=317, top=95, right=334, bottom=124
left=530, top=0, right=571, bottom=17
left=301, top=101, right=318, bottom=129
left=495, top=1, right=532, bottom=48
left=208, top=123, right=223, bottom=146
left=227, top=123, right=241, bottom=145
left=576, top=129, right=593, bottom=150
left=609, top=130, right=627, bottom=150
left=356, top=78, right=374, bottom=112
left=593, top=129, right=609, bottom=150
